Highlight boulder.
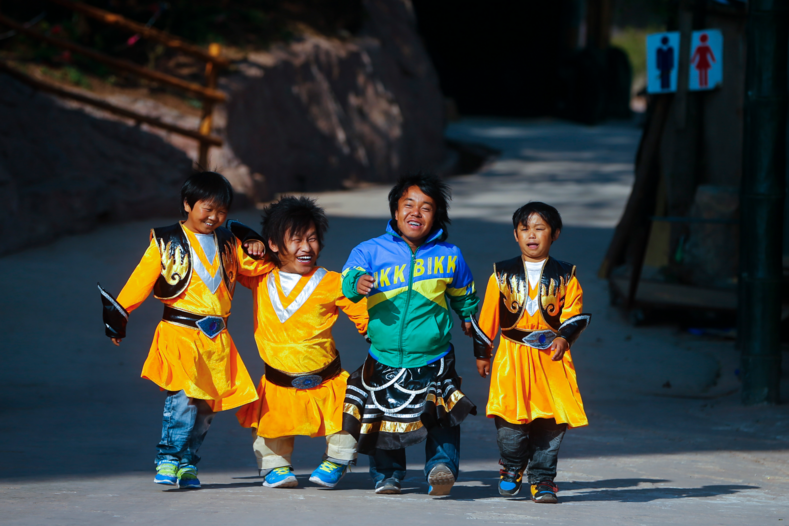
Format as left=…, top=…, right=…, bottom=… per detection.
left=221, top=0, right=446, bottom=198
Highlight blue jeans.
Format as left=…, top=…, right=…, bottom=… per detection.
left=156, top=390, right=215, bottom=467
left=368, top=425, right=460, bottom=483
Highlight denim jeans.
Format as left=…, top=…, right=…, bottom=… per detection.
left=156, top=390, right=215, bottom=467
left=495, top=417, right=566, bottom=484
left=368, top=425, right=460, bottom=483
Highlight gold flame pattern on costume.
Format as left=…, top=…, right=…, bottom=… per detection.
left=540, top=276, right=567, bottom=317
left=221, top=240, right=237, bottom=284
left=498, top=272, right=526, bottom=314
left=158, top=239, right=189, bottom=285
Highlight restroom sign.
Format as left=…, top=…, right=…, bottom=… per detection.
left=689, top=29, right=723, bottom=91
left=646, top=31, right=680, bottom=94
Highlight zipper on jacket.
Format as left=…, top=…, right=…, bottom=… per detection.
left=397, top=247, right=418, bottom=367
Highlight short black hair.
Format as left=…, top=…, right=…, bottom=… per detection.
left=260, top=196, right=329, bottom=266
left=388, top=172, right=451, bottom=235
left=181, top=171, right=234, bottom=217
left=512, top=202, right=563, bottom=234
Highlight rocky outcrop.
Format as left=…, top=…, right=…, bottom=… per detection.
left=0, top=76, right=192, bottom=255
left=221, top=0, right=446, bottom=198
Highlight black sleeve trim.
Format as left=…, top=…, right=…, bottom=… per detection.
left=557, top=314, right=592, bottom=347
left=226, top=219, right=266, bottom=257
left=98, top=283, right=129, bottom=339
left=471, top=315, right=493, bottom=359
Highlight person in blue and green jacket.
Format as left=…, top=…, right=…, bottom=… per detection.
left=340, top=172, right=480, bottom=497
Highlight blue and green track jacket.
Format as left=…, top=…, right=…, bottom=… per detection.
left=342, top=221, right=480, bottom=368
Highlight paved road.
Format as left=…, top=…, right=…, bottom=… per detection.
left=2, top=119, right=788, bottom=525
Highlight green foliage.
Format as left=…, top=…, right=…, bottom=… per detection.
left=612, top=26, right=663, bottom=82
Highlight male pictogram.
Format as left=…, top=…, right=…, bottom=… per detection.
left=691, top=33, right=716, bottom=88
left=656, top=36, right=675, bottom=90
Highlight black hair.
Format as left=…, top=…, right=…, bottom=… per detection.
left=512, top=202, right=563, bottom=234
left=260, top=196, right=329, bottom=266
left=387, top=172, right=451, bottom=235
left=181, top=171, right=234, bottom=217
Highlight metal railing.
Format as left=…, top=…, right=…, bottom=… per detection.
left=0, top=1, right=227, bottom=166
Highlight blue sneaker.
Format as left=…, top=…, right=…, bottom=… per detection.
left=154, top=461, right=178, bottom=486
left=309, top=460, right=347, bottom=488
left=177, top=465, right=201, bottom=489
left=498, top=465, right=524, bottom=496
left=263, top=466, right=298, bottom=488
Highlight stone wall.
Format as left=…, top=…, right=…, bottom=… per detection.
left=0, top=76, right=192, bottom=255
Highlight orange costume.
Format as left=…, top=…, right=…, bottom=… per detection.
left=112, top=222, right=274, bottom=411
left=236, top=267, right=368, bottom=470
left=474, top=256, right=590, bottom=428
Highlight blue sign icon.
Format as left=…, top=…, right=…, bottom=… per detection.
left=646, top=32, right=680, bottom=94
left=689, top=29, right=723, bottom=91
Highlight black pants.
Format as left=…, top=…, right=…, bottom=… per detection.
left=495, top=417, right=566, bottom=484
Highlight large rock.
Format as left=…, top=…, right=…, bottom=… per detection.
left=0, top=75, right=192, bottom=255
left=222, top=0, right=446, bottom=198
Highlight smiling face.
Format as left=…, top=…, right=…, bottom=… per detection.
left=394, top=185, right=436, bottom=250
left=183, top=199, right=228, bottom=235
left=269, top=223, right=320, bottom=275
left=515, top=212, right=560, bottom=262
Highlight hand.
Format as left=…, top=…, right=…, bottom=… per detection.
left=356, top=274, right=375, bottom=295
left=111, top=338, right=122, bottom=347
left=244, top=240, right=265, bottom=258
left=476, top=358, right=491, bottom=378
left=550, top=337, right=569, bottom=361
left=461, top=320, right=473, bottom=337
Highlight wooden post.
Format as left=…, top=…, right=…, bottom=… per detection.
left=585, top=0, right=612, bottom=49
left=198, top=43, right=221, bottom=168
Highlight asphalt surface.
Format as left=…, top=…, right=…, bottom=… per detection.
left=2, top=118, right=788, bottom=525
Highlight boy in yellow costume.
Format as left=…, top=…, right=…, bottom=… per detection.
left=236, top=196, right=368, bottom=489
left=98, top=171, right=272, bottom=489
left=471, top=202, right=591, bottom=504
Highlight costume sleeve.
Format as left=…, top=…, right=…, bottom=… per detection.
left=341, top=245, right=371, bottom=303
left=236, top=274, right=256, bottom=290
left=235, top=238, right=276, bottom=277
left=557, top=275, right=591, bottom=347
left=446, top=249, right=480, bottom=320
left=337, top=293, right=370, bottom=335
left=471, top=273, right=500, bottom=358
left=560, top=276, right=583, bottom=323
left=116, top=238, right=163, bottom=313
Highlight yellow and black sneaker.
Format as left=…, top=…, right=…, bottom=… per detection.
left=498, top=464, right=525, bottom=497
left=531, top=480, right=559, bottom=503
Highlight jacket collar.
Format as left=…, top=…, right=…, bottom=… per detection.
left=385, top=220, right=445, bottom=248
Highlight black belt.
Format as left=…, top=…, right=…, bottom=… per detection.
left=162, top=306, right=228, bottom=339
left=265, top=356, right=342, bottom=390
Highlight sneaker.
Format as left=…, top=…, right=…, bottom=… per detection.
left=177, top=465, right=201, bottom=489
left=309, top=460, right=347, bottom=488
left=154, top=461, right=178, bottom=486
left=427, top=463, right=455, bottom=496
left=263, top=467, right=298, bottom=488
left=498, top=464, right=525, bottom=497
left=374, top=477, right=402, bottom=494
left=531, top=480, right=559, bottom=503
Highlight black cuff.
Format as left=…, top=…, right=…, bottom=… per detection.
left=226, top=219, right=266, bottom=258
left=98, top=283, right=128, bottom=339
left=471, top=315, right=493, bottom=359
left=557, top=314, right=592, bottom=347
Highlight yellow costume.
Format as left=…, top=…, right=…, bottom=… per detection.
left=116, top=223, right=274, bottom=412
left=477, top=261, right=588, bottom=429
left=235, top=267, right=368, bottom=470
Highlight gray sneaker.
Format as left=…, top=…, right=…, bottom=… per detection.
left=375, top=477, right=402, bottom=494
left=427, top=463, right=455, bottom=496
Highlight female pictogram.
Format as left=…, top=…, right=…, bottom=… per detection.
left=691, top=33, right=716, bottom=88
